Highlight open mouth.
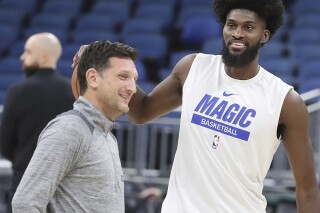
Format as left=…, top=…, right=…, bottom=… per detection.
left=119, top=94, right=131, bottom=103
left=229, top=41, right=247, bottom=52
left=230, top=41, right=246, bottom=48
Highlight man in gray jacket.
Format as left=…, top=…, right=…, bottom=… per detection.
left=12, top=40, right=138, bottom=213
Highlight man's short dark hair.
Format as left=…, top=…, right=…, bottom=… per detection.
left=212, top=0, right=285, bottom=38
left=77, top=40, right=138, bottom=94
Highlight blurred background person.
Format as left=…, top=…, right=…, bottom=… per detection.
left=0, top=32, right=74, bottom=213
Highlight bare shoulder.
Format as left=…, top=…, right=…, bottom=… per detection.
left=279, top=89, right=308, bottom=127
left=172, top=53, right=197, bottom=86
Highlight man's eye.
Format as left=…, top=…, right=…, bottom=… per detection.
left=119, top=75, right=127, bottom=80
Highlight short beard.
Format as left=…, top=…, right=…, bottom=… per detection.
left=23, top=65, right=39, bottom=77
left=222, top=41, right=260, bottom=67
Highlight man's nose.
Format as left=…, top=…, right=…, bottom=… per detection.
left=232, top=27, right=244, bottom=38
left=127, top=78, right=137, bottom=94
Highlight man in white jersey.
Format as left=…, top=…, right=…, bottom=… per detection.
left=72, top=0, right=320, bottom=212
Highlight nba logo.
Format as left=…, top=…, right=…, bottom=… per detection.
left=212, top=135, right=220, bottom=149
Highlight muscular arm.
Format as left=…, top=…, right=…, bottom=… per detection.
left=279, top=89, right=320, bottom=212
left=127, top=54, right=197, bottom=124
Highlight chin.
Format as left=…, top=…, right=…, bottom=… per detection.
left=120, top=105, right=129, bottom=113
left=229, top=49, right=244, bottom=55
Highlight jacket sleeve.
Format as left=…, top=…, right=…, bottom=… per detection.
left=11, top=116, right=87, bottom=212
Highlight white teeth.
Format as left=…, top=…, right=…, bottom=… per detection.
left=233, top=43, right=244, bottom=46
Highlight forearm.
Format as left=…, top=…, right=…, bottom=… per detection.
left=296, top=187, right=320, bottom=212
left=12, top=144, right=58, bottom=212
left=12, top=133, right=74, bottom=212
left=128, top=83, right=182, bottom=124
left=127, top=87, right=148, bottom=124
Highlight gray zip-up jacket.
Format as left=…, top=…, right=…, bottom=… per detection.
left=12, top=97, right=124, bottom=213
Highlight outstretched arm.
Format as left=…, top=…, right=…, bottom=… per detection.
left=280, top=89, right=320, bottom=212
left=127, top=54, right=197, bottom=124
left=70, top=45, right=196, bottom=124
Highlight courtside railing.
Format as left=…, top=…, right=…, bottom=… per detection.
left=0, top=89, right=320, bottom=188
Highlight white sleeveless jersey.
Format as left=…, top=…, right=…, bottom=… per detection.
left=161, top=54, right=292, bottom=213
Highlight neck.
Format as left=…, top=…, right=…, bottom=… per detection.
left=224, top=59, right=260, bottom=80
left=82, top=93, right=117, bottom=122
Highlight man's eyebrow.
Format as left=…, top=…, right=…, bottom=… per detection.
left=226, top=19, right=257, bottom=24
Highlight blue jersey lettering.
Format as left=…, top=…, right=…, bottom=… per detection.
left=193, top=94, right=256, bottom=141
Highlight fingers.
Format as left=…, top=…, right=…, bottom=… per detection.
left=71, top=44, right=89, bottom=68
left=139, top=187, right=163, bottom=199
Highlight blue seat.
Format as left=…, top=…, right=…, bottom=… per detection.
left=57, top=60, right=73, bottom=79
left=41, top=0, right=83, bottom=18
left=293, top=14, right=320, bottom=29
left=0, top=75, right=23, bottom=91
left=201, top=37, right=223, bottom=55
left=137, top=0, right=175, bottom=6
left=180, top=16, right=222, bottom=47
left=123, top=33, right=168, bottom=67
left=259, top=41, right=286, bottom=60
left=169, top=50, right=194, bottom=68
left=298, top=78, right=320, bottom=94
left=291, top=1, right=320, bottom=15
left=0, top=8, right=26, bottom=27
left=121, top=18, right=164, bottom=39
left=270, top=25, right=288, bottom=42
left=289, top=44, right=320, bottom=64
left=134, top=3, right=174, bottom=28
left=180, top=0, right=212, bottom=8
left=135, top=60, right=147, bottom=83
left=288, top=29, right=320, bottom=45
left=259, top=58, right=295, bottom=77
left=298, top=61, right=320, bottom=80
left=61, top=43, right=81, bottom=61
left=0, top=26, right=19, bottom=54
left=73, top=13, right=117, bottom=33
left=137, top=0, right=177, bottom=13
left=71, top=31, right=119, bottom=44
left=8, top=40, right=25, bottom=57
left=0, top=57, right=22, bottom=75
left=176, top=6, right=214, bottom=28
left=30, top=13, right=72, bottom=30
left=91, top=1, right=129, bottom=25
left=0, top=0, right=38, bottom=14
left=95, top=0, right=134, bottom=5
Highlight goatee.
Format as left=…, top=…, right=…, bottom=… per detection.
left=222, top=41, right=260, bottom=67
left=23, top=65, right=38, bottom=77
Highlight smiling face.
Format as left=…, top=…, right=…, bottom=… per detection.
left=96, top=57, right=138, bottom=120
left=222, top=9, right=269, bottom=67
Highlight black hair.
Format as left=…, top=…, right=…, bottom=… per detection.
left=212, top=0, right=285, bottom=38
left=77, top=40, right=137, bottom=95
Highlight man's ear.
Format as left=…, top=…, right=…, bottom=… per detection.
left=261, top=29, right=270, bottom=45
left=86, top=68, right=98, bottom=89
left=39, top=52, right=48, bottom=65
